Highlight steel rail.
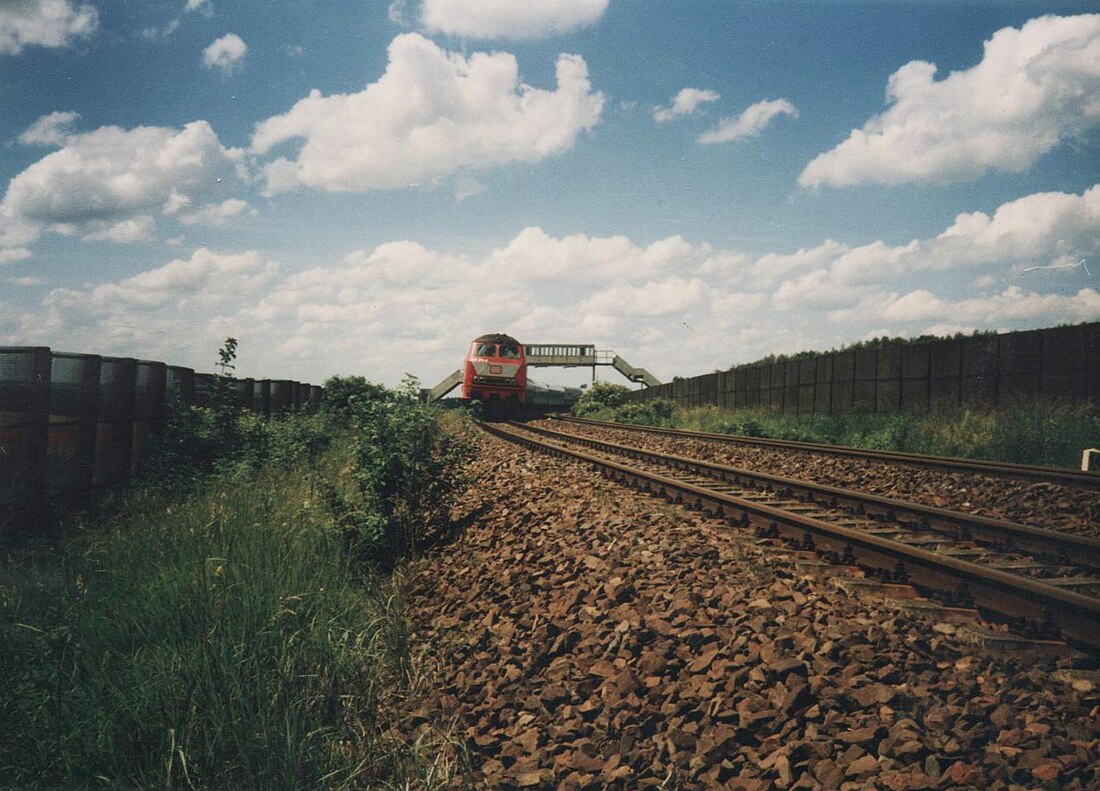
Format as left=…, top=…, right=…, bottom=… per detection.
left=515, top=421, right=1100, bottom=571
left=482, top=420, right=1100, bottom=651
left=555, top=416, right=1100, bottom=489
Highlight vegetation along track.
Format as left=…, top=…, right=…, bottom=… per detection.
left=480, top=420, right=1100, bottom=652
left=557, top=416, right=1100, bottom=489
left=547, top=417, right=1099, bottom=537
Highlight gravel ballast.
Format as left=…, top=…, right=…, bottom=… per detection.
left=403, top=432, right=1100, bottom=789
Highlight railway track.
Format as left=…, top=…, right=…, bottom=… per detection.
left=554, top=415, right=1100, bottom=489
left=481, top=419, right=1100, bottom=652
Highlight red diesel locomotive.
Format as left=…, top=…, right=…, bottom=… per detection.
left=462, top=333, right=527, bottom=404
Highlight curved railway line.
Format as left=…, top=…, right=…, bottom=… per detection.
left=480, top=419, right=1100, bottom=652
left=555, top=415, right=1100, bottom=489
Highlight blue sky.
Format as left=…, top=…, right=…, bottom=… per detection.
left=1, top=0, right=1098, bottom=387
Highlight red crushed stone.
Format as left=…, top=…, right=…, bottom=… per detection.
left=402, top=433, right=1100, bottom=790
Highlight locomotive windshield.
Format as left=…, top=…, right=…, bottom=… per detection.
left=473, top=342, right=521, bottom=358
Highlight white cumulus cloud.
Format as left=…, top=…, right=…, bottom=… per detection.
left=16, top=248, right=280, bottom=365
left=0, top=0, right=97, bottom=55
left=4, top=187, right=1098, bottom=384
left=66, top=247, right=277, bottom=312
left=869, top=287, right=1100, bottom=326
left=799, top=14, right=1100, bottom=188
left=653, top=88, right=720, bottom=123
left=765, top=184, right=1100, bottom=317
left=0, top=120, right=249, bottom=249
left=773, top=268, right=878, bottom=311
left=583, top=277, right=708, bottom=317
left=420, top=0, right=609, bottom=39
left=830, top=240, right=919, bottom=286
left=251, top=33, right=604, bottom=195
left=203, top=32, right=247, bottom=73
left=745, top=240, right=848, bottom=289
left=698, top=98, right=798, bottom=144
left=925, top=185, right=1100, bottom=269
left=488, top=226, right=709, bottom=285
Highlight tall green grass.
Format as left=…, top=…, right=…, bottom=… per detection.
left=0, top=452, right=427, bottom=789
left=592, top=400, right=1099, bottom=468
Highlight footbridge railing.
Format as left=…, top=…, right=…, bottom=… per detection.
left=523, top=345, right=660, bottom=387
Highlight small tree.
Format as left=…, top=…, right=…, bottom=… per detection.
left=148, top=338, right=241, bottom=484
left=573, top=381, right=630, bottom=416
left=321, top=375, right=390, bottom=422
left=341, top=376, right=475, bottom=568
left=213, top=337, right=239, bottom=425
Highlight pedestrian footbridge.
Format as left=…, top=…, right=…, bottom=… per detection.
left=523, top=345, right=661, bottom=387
left=426, top=343, right=660, bottom=402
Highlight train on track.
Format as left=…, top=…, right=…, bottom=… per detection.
left=461, top=333, right=582, bottom=414
left=463, top=333, right=528, bottom=404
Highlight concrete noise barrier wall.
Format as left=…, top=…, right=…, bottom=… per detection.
left=623, top=322, right=1100, bottom=414
left=0, top=346, right=324, bottom=533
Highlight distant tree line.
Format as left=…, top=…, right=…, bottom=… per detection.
left=727, top=327, right=1008, bottom=371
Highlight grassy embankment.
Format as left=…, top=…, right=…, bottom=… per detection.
left=575, top=382, right=1099, bottom=468
left=1, top=368, right=475, bottom=790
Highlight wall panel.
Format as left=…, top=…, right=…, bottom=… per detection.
left=961, top=335, right=999, bottom=404
left=814, top=355, right=832, bottom=414
left=929, top=340, right=961, bottom=410
left=900, top=343, right=931, bottom=412
left=1040, top=325, right=1087, bottom=399
left=998, top=329, right=1042, bottom=399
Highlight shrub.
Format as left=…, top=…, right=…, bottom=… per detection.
left=614, top=398, right=676, bottom=426
left=321, top=375, right=390, bottom=422
left=327, top=377, right=477, bottom=569
left=573, top=382, right=631, bottom=416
